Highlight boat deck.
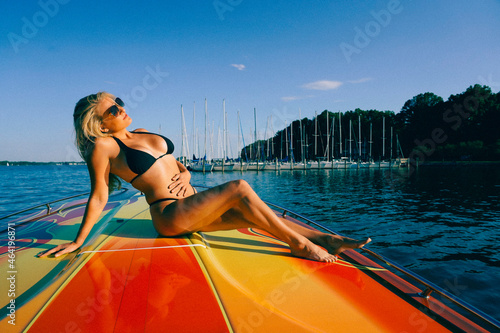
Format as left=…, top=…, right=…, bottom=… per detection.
left=0, top=189, right=497, bottom=332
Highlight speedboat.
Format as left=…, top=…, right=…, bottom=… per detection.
left=1, top=188, right=498, bottom=332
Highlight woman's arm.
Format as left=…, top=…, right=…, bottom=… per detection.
left=38, top=141, right=111, bottom=258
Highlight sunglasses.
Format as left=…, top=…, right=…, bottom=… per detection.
left=103, top=97, right=125, bottom=119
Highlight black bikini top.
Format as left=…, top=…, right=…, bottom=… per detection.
left=112, top=132, right=174, bottom=183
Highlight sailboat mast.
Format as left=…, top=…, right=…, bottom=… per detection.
left=339, top=112, right=343, bottom=157
left=192, top=102, right=195, bottom=160
left=358, top=115, right=362, bottom=161
left=349, top=119, right=352, bottom=162
left=299, top=108, right=303, bottom=162
left=254, top=108, right=258, bottom=162
left=266, top=117, right=270, bottom=159
left=382, top=116, right=386, bottom=159
left=390, top=126, right=393, bottom=161
left=181, top=104, right=184, bottom=163
left=314, top=111, right=318, bottom=157
left=369, top=123, right=373, bottom=161
left=285, top=121, right=288, bottom=159
left=237, top=111, right=241, bottom=160
left=223, top=99, right=226, bottom=159
left=204, top=98, right=207, bottom=172
left=222, top=99, right=226, bottom=170
left=270, top=115, right=274, bottom=157
left=332, top=113, right=335, bottom=160
left=326, top=112, right=329, bottom=161
left=290, top=120, right=294, bottom=165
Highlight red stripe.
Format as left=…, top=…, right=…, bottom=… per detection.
left=29, top=237, right=229, bottom=332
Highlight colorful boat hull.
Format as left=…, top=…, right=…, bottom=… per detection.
left=0, top=189, right=496, bottom=332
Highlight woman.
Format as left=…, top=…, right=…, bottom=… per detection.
left=39, top=92, right=370, bottom=262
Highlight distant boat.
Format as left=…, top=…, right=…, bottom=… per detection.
left=231, top=161, right=248, bottom=171
left=212, top=160, right=234, bottom=172
left=190, top=161, right=213, bottom=172
left=262, top=160, right=280, bottom=171
left=246, top=161, right=266, bottom=171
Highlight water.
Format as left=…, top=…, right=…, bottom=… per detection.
left=1, top=164, right=499, bottom=320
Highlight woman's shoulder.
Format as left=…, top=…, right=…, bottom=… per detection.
left=94, top=136, right=116, bottom=146
left=92, top=136, right=118, bottom=155
left=132, top=128, right=149, bottom=133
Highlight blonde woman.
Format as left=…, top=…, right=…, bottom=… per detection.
left=39, top=92, right=370, bottom=261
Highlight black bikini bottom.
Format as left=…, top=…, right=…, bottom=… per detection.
left=149, top=185, right=197, bottom=206
left=149, top=198, right=178, bottom=206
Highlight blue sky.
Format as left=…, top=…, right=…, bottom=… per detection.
left=1, top=0, right=499, bottom=162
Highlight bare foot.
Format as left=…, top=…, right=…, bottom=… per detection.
left=290, top=241, right=338, bottom=263
left=316, top=234, right=371, bottom=256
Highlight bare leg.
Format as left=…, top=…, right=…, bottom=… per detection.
left=151, top=180, right=338, bottom=262
left=152, top=180, right=370, bottom=261
left=201, top=206, right=371, bottom=256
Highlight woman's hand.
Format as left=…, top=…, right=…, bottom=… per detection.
left=169, top=170, right=192, bottom=197
left=37, top=241, right=80, bottom=258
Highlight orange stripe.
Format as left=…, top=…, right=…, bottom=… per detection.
left=29, top=237, right=230, bottom=332
left=143, top=238, right=229, bottom=332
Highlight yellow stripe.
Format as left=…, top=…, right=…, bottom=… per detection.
left=186, top=233, right=235, bottom=333
left=23, top=248, right=99, bottom=332
left=22, top=198, right=144, bottom=331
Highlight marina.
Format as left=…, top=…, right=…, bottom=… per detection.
left=2, top=1, right=499, bottom=331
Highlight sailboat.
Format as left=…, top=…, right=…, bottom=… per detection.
left=212, top=100, right=234, bottom=172
left=370, top=117, right=398, bottom=168
left=353, top=115, right=373, bottom=168
left=247, top=108, right=266, bottom=171
left=291, top=109, right=310, bottom=170
left=179, top=104, right=190, bottom=166
left=190, top=99, right=213, bottom=172
left=232, top=111, right=248, bottom=172
left=262, top=115, right=280, bottom=171
left=309, top=111, right=332, bottom=169
left=280, top=119, right=295, bottom=170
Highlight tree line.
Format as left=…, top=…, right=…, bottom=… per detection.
left=242, top=84, right=500, bottom=163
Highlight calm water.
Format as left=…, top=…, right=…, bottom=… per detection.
left=1, top=164, right=499, bottom=320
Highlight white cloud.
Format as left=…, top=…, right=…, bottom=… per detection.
left=281, top=95, right=314, bottom=102
left=302, top=80, right=343, bottom=90
left=230, top=64, right=246, bottom=71
left=347, top=77, right=374, bottom=84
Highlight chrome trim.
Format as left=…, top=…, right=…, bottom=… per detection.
left=0, top=192, right=91, bottom=221
left=0, top=189, right=130, bottom=222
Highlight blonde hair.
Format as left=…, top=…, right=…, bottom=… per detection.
left=73, top=92, right=121, bottom=192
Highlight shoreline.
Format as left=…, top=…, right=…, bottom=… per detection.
left=0, top=161, right=86, bottom=166
left=1, top=160, right=499, bottom=167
